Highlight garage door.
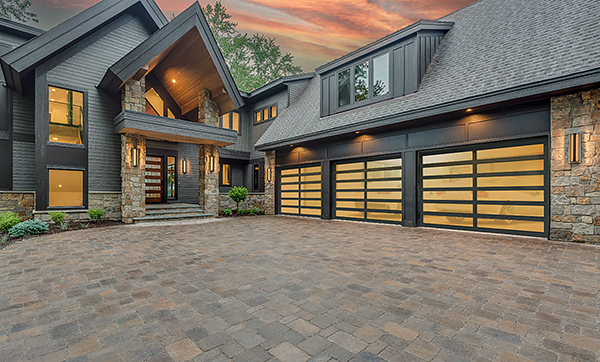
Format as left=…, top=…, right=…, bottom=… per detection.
left=334, top=157, right=402, bottom=223
left=278, top=165, right=321, bottom=217
left=420, top=140, right=546, bottom=236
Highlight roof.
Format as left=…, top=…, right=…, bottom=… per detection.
left=256, top=0, right=600, bottom=150
left=240, top=73, right=316, bottom=99
left=0, top=18, right=44, bottom=39
left=98, top=2, right=243, bottom=111
left=0, top=0, right=167, bottom=94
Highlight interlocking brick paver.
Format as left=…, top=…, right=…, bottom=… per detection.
left=0, top=217, right=598, bottom=362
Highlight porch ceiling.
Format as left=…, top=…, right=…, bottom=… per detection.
left=114, top=110, right=237, bottom=146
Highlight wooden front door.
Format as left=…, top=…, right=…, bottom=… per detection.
left=145, top=155, right=164, bottom=203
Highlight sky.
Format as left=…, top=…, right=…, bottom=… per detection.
left=29, top=0, right=476, bottom=72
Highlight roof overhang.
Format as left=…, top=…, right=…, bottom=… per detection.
left=99, top=2, right=243, bottom=114
left=115, top=110, right=238, bottom=146
left=0, top=18, right=44, bottom=40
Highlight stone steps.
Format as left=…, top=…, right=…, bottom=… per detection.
left=133, top=203, right=214, bottom=223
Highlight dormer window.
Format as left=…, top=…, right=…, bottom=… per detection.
left=373, top=54, right=389, bottom=97
left=336, top=52, right=390, bottom=109
left=355, top=61, right=369, bottom=102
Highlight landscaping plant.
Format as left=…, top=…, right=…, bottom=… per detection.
left=49, top=211, right=68, bottom=229
left=228, top=186, right=248, bottom=210
left=222, top=208, right=232, bottom=216
left=250, top=207, right=260, bottom=215
left=8, top=219, right=49, bottom=237
left=87, top=208, right=105, bottom=222
left=0, top=212, right=20, bottom=233
left=0, top=233, right=8, bottom=245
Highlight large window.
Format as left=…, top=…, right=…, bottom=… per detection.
left=145, top=88, right=175, bottom=119
left=253, top=163, right=264, bottom=192
left=49, top=169, right=83, bottom=207
left=254, top=105, right=277, bottom=123
left=220, top=112, right=240, bottom=133
left=49, top=87, right=83, bottom=144
left=220, top=164, right=231, bottom=186
left=337, top=52, right=390, bottom=108
left=167, top=156, right=176, bottom=199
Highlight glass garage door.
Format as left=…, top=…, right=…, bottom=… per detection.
left=334, top=157, right=402, bottom=223
left=420, top=140, right=547, bottom=236
left=278, top=165, right=321, bottom=217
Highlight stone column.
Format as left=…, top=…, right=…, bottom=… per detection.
left=264, top=151, right=276, bottom=215
left=197, top=88, right=221, bottom=215
left=120, top=78, right=147, bottom=223
left=199, top=144, right=219, bottom=215
left=550, top=87, right=600, bottom=243
left=121, top=134, right=146, bottom=223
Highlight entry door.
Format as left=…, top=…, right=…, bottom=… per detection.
left=420, top=140, right=546, bottom=236
left=145, top=155, right=164, bottom=203
left=334, top=157, right=403, bottom=223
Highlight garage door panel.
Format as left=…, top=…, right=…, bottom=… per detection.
left=420, top=140, right=546, bottom=236
left=278, top=165, right=322, bottom=217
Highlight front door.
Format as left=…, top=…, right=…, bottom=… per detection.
left=145, top=155, right=164, bottom=203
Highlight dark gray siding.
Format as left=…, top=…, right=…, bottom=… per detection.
left=46, top=14, right=154, bottom=192
left=177, top=143, right=199, bottom=204
left=219, top=162, right=245, bottom=193
left=222, top=110, right=251, bottom=153
left=0, top=31, right=30, bottom=48
left=250, top=90, right=288, bottom=159
left=289, top=79, right=310, bottom=104
left=12, top=93, right=33, bottom=134
left=12, top=141, right=35, bottom=191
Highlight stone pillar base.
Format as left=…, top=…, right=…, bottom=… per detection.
left=121, top=134, right=146, bottom=224
left=199, top=144, right=219, bottom=216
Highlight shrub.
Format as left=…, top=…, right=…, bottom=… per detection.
left=8, top=220, right=49, bottom=237
left=80, top=222, right=89, bottom=229
left=222, top=208, right=232, bottom=216
left=228, top=186, right=248, bottom=210
left=0, top=212, right=21, bottom=233
left=58, top=221, right=69, bottom=230
left=48, top=211, right=66, bottom=225
left=0, top=233, right=7, bottom=245
left=87, top=208, right=105, bottom=222
left=250, top=207, right=261, bottom=215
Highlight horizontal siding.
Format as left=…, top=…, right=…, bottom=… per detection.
left=177, top=143, right=198, bottom=204
left=250, top=90, right=288, bottom=159
left=12, top=141, right=35, bottom=190
left=46, top=14, right=153, bottom=192
left=12, top=92, right=34, bottom=134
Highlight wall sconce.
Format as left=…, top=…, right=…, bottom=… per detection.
left=182, top=159, right=188, bottom=174
left=267, top=168, right=272, bottom=182
left=569, top=133, right=581, bottom=163
left=131, top=147, right=140, bottom=167
left=209, top=155, right=215, bottom=173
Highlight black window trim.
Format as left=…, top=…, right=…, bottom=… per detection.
left=220, top=163, right=232, bottom=186
left=253, top=103, right=278, bottom=125
left=219, top=111, right=241, bottom=135
left=47, top=83, right=87, bottom=147
left=47, top=166, right=86, bottom=210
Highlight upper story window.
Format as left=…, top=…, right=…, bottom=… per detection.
left=337, top=52, right=390, bottom=109
left=49, top=86, right=83, bottom=144
left=220, top=112, right=240, bottom=133
left=145, top=88, right=175, bottom=118
left=254, top=105, right=277, bottom=123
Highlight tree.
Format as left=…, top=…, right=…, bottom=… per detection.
left=0, top=0, right=38, bottom=23
left=202, top=1, right=302, bottom=93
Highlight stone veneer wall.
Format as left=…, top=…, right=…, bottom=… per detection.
left=550, top=87, right=600, bottom=243
left=198, top=88, right=220, bottom=216
left=121, top=77, right=145, bottom=112
left=121, top=134, right=146, bottom=223
left=0, top=192, right=35, bottom=218
left=218, top=193, right=272, bottom=212
left=264, top=151, right=275, bottom=215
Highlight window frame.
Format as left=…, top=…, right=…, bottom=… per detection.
left=47, top=167, right=86, bottom=209
left=48, top=84, right=86, bottom=147
left=220, top=163, right=232, bottom=186
left=253, top=104, right=278, bottom=125
left=219, top=111, right=241, bottom=134
left=334, top=51, right=392, bottom=113
left=252, top=162, right=265, bottom=192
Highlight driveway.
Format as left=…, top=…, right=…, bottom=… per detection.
left=0, top=216, right=598, bottom=362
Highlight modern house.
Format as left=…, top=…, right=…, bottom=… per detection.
left=0, top=0, right=598, bottom=243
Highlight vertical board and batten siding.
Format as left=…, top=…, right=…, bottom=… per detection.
left=12, top=141, right=35, bottom=191
left=45, top=14, right=154, bottom=192
left=176, top=143, right=199, bottom=204
left=418, top=34, right=444, bottom=84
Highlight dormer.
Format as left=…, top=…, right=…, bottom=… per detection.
left=317, top=20, right=453, bottom=117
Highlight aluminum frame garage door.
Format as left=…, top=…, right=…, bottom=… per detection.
left=420, top=139, right=547, bottom=236
left=334, top=156, right=403, bottom=223
left=278, top=165, right=322, bottom=217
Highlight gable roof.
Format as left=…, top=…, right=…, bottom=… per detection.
left=0, top=0, right=167, bottom=94
left=99, top=1, right=243, bottom=112
left=256, top=0, right=600, bottom=150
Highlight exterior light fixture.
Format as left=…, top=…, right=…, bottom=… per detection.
left=569, top=133, right=581, bottom=163
left=355, top=131, right=360, bottom=134
left=267, top=168, right=272, bottom=182
left=466, top=108, right=473, bottom=112
left=172, top=79, right=176, bottom=83
left=51, top=88, right=56, bottom=92
left=182, top=159, right=188, bottom=174
left=290, top=144, right=294, bottom=147
left=209, top=155, right=215, bottom=172
left=131, top=148, right=140, bottom=167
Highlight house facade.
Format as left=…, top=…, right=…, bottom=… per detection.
left=0, top=0, right=599, bottom=243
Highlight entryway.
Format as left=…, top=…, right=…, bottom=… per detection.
left=145, top=153, right=178, bottom=204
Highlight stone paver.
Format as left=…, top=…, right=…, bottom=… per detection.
left=0, top=216, right=599, bottom=361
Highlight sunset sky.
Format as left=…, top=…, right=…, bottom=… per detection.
left=29, top=0, right=475, bottom=71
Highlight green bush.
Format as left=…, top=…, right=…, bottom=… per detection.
left=87, top=208, right=105, bottom=222
left=228, top=186, right=248, bottom=210
left=250, top=207, right=261, bottom=215
left=0, top=212, right=21, bottom=233
left=8, top=220, right=49, bottom=237
left=48, top=211, right=66, bottom=225
left=222, top=208, right=232, bottom=216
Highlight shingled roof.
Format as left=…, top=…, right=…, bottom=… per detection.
left=256, top=0, right=600, bottom=150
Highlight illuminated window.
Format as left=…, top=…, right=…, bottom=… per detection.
left=167, top=156, right=176, bottom=198
left=220, top=164, right=231, bottom=186
left=49, top=170, right=83, bottom=207
left=219, top=112, right=240, bottom=133
left=254, top=105, right=277, bottom=123
left=49, top=87, right=83, bottom=144
left=145, top=88, right=174, bottom=118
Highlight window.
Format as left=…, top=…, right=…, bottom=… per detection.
left=49, top=169, right=83, bottom=207
left=337, top=52, right=390, bottom=109
left=49, top=86, right=83, bottom=144
left=220, top=112, right=240, bottom=133
left=167, top=156, right=176, bottom=199
left=338, top=69, right=350, bottom=107
left=254, top=105, right=277, bottom=123
left=373, top=54, right=389, bottom=97
left=354, top=61, right=369, bottom=102
left=145, top=88, right=175, bottom=119
left=253, top=163, right=264, bottom=192
left=220, top=164, right=231, bottom=186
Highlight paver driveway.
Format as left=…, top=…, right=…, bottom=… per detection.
left=0, top=216, right=599, bottom=362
